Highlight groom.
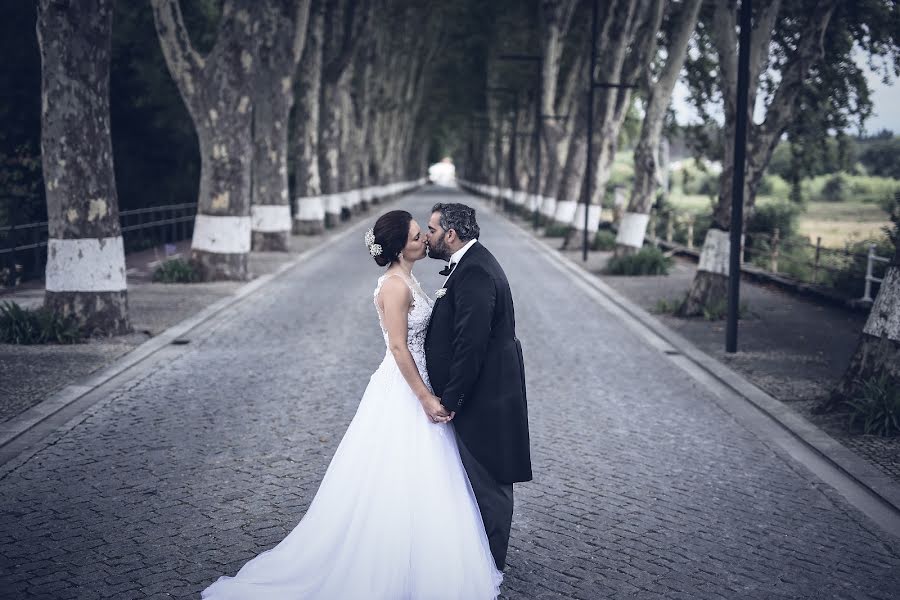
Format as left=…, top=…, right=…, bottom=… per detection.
left=424, top=202, right=532, bottom=571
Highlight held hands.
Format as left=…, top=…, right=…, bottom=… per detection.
left=420, top=393, right=455, bottom=424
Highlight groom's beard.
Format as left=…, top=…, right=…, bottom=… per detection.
left=427, top=236, right=451, bottom=261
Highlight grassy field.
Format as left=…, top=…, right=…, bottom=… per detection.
left=667, top=192, right=892, bottom=249
left=609, top=152, right=895, bottom=249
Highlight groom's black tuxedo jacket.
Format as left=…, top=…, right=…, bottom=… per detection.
left=425, top=242, right=532, bottom=484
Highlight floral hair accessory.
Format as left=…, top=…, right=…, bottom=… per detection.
left=364, top=229, right=382, bottom=257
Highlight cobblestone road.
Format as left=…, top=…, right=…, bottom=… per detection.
left=2, top=187, right=899, bottom=599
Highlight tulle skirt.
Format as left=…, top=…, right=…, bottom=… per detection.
left=200, top=354, right=503, bottom=599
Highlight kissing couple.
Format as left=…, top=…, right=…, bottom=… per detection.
left=202, top=202, right=532, bottom=599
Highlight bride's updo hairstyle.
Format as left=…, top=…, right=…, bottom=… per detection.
left=369, top=210, right=413, bottom=267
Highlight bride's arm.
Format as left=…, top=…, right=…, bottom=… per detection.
left=379, top=277, right=451, bottom=423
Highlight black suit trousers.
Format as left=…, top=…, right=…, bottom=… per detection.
left=454, top=429, right=513, bottom=571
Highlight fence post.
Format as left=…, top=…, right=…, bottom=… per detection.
left=770, top=227, right=780, bottom=273
left=813, top=236, right=821, bottom=284
left=666, top=210, right=674, bottom=243
left=4, top=222, right=16, bottom=288
left=686, top=216, right=694, bottom=250
left=649, top=209, right=657, bottom=244
left=863, top=243, right=876, bottom=302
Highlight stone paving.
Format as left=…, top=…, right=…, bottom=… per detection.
left=1, top=187, right=899, bottom=599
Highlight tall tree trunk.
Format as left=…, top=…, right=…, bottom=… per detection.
left=318, top=74, right=346, bottom=226
left=550, top=0, right=664, bottom=235
left=250, top=0, right=310, bottom=251
left=833, top=278, right=900, bottom=402
left=832, top=213, right=900, bottom=403
left=317, top=0, right=369, bottom=227
left=38, top=0, right=130, bottom=335
left=616, top=0, right=702, bottom=256
left=292, top=0, right=325, bottom=234
left=151, top=0, right=257, bottom=280
left=679, top=0, right=837, bottom=316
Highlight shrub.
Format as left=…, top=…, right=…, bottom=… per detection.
left=605, top=246, right=672, bottom=276
left=826, top=234, right=894, bottom=298
left=653, top=297, right=684, bottom=314
left=591, top=230, right=617, bottom=251
left=544, top=223, right=573, bottom=238
left=153, top=258, right=200, bottom=283
left=746, top=201, right=800, bottom=238
left=843, top=374, right=900, bottom=437
left=821, top=174, right=849, bottom=202
left=0, top=301, right=83, bottom=344
left=757, top=174, right=790, bottom=199
left=700, top=298, right=750, bottom=321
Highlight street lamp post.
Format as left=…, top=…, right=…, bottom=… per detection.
left=726, top=0, right=752, bottom=353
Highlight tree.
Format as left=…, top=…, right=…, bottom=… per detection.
left=38, top=0, right=130, bottom=335
left=616, top=0, right=702, bottom=255
left=551, top=0, right=666, bottom=234
left=831, top=196, right=900, bottom=406
left=318, top=0, right=370, bottom=226
left=291, top=0, right=326, bottom=234
left=151, top=0, right=258, bottom=280
left=679, top=0, right=899, bottom=316
left=249, top=0, right=311, bottom=251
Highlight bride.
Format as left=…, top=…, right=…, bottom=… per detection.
left=201, top=210, right=503, bottom=599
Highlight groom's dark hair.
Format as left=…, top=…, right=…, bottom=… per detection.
left=431, top=203, right=480, bottom=241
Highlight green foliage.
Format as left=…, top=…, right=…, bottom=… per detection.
left=843, top=374, right=900, bottom=437
left=653, top=297, right=684, bottom=315
left=605, top=247, right=672, bottom=276
left=591, top=230, right=617, bottom=251
left=153, top=258, right=200, bottom=283
left=700, top=298, right=749, bottom=322
left=757, top=174, right=790, bottom=199
left=544, top=223, right=572, bottom=238
left=857, top=134, right=900, bottom=179
left=802, top=172, right=900, bottom=204
left=679, top=169, right=718, bottom=196
left=821, top=174, right=850, bottom=202
left=0, top=301, right=83, bottom=344
left=747, top=201, right=801, bottom=238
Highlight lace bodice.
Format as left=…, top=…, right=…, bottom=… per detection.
left=374, top=273, right=434, bottom=386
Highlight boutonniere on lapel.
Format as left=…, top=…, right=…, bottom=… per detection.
left=435, top=288, right=447, bottom=299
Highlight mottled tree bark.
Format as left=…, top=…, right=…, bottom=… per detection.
left=318, top=0, right=369, bottom=227
left=249, top=0, right=311, bottom=251
left=38, top=0, right=130, bottom=335
left=151, top=0, right=257, bottom=280
left=292, top=0, right=325, bottom=234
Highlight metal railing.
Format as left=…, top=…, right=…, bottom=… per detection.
left=1, top=202, right=197, bottom=288
left=863, top=244, right=890, bottom=302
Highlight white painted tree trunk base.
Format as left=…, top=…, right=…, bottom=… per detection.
left=45, top=236, right=127, bottom=292
left=697, top=228, right=738, bottom=276
left=540, top=197, right=557, bottom=218
left=251, top=205, right=292, bottom=233
left=573, top=204, right=601, bottom=232
left=192, top=215, right=252, bottom=255
left=553, top=200, right=577, bottom=225
left=615, top=212, right=650, bottom=249
left=863, top=266, right=900, bottom=341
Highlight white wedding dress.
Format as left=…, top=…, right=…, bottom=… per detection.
left=201, top=272, right=502, bottom=599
